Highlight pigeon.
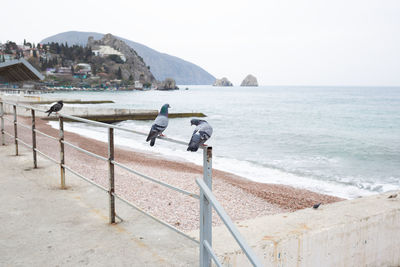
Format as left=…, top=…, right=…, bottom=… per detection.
left=45, top=101, right=64, bottom=116
left=313, top=203, right=321, bottom=209
left=146, top=104, right=170, bottom=146
left=187, top=119, right=213, bottom=152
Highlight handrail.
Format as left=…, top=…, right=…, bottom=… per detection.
left=203, top=240, right=222, bottom=267
left=34, top=128, right=59, bottom=141
left=16, top=137, right=33, bottom=149
left=62, top=140, right=109, bottom=162
left=0, top=99, right=261, bottom=267
left=0, top=100, right=201, bottom=238
left=112, top=160, right=199, bottom=199
left=112, top=192, right=200, bottom=244
left=3, top=100, right=193, bottom=148
left=197, top=178, right=262, bottom=267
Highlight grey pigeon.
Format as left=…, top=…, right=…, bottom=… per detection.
left=187, top=119, right=213, bottom=152
left=45, top=101, right=63, bottom=116
left=313, top=203, right=321, bottom=209
left=146, top=104, right=170, bottom=146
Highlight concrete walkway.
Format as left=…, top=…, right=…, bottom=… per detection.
left=0, top=144, right=198, bottom=266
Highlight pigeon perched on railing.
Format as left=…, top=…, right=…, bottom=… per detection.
left=45, top=101, right=64, bottom=116
left=187, top=119, right=213, bottom=152
left=146, top=103, right=170, bottom=146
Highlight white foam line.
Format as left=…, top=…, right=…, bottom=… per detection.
left=48, top=121, right=398, bottom=199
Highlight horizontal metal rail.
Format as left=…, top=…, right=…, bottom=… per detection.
left=3, top=130, right=13, bottom=138
left=34, top=129, right=59, bottom=141
left=112, top=192, right=199, bottom=244
left=63, top=164, right=108, bottom=192
left=2, top=100, right=195, bottom=148
left=34, top=148, right=59, bottom=164
left=196, top=178, right=262, bottom=267
left=3, top=116, right=13, bottom=123
left=62, top=140, right=108, bottom=162
left=204, top=240, right=222, bottom=267
left=112, top=160, right=199, bottom=199
left=16, top=137, right=33, bottom=149
left=16, top=121, right=31, bottom=130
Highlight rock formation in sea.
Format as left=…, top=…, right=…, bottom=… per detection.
left=240, top=74, right=258, bottom=86
left=158, top=78, right=179, bottom=90
left=87, top=34, right=155, bottom=84
left=213, top=77, right=233, bottom=86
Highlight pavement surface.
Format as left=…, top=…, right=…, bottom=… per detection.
left=0, top=144, right=198, bottom=267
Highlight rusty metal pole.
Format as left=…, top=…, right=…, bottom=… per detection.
left=59, top=116, right=65, bottom=189
left=0, top=102, right=4, bottom=145
left=200, top=146, right=213, bottom=267
left=108, top=127, right=116, bottom=223
left=31, top=109, right=37, bottom=168
left=13, top=105, right=18, bottom=155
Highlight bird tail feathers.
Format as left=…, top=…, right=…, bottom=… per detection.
left=150, top=138, right=156, bottom=147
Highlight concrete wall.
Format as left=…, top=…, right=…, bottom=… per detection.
left=207, top=191, right=400, bottom=266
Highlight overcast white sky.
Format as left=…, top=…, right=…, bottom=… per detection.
left=2, top=0, right=399, bottom=86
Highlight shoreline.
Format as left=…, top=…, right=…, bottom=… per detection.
left=4, top=116, right=343, bottom=231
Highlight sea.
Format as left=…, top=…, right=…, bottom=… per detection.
left=47, top=85, right=400, bottom=199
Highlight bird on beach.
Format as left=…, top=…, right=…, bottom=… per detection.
left=313, top=203, right=321, bottom=209
left=45, top=101, right=64, bottom=116
left=146, top=103, right=170, bottom=146
left=187, top=119, right=213, bottom=152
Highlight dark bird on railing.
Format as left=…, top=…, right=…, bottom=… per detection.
left=45, top=101, right=63, bottom=116
left=313, top=203, right=321, bottom=209
left=146, top=103, right=170, bottom=146
left=187, top=119, right=213, bottom=152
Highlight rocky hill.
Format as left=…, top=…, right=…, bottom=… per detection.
left=88, top=34, right=155, bottom=83
left=41, top=31, right=215, bottom=85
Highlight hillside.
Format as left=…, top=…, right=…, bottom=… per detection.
left=41, top=31, right=215, bottom=85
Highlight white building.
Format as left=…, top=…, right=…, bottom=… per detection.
left=92, top=45, right=126, bottom=62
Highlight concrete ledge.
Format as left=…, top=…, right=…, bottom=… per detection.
left=204, top=192, right=400, bottom=266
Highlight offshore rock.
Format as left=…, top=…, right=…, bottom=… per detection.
left=213, top=77, right=233, bottom=86
left=158, top=78, right=179, bottom=90
left=240, top=74, right=258, bottom=86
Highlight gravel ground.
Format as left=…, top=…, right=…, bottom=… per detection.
left=2, top=115, right=343, bottom=231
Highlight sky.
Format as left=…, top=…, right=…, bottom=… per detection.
left=2, top=0, right=400, bottom=86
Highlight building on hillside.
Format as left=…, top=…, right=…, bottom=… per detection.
left=57, top=67, right=72, bottom=75
left=134, top=81, right=143, bottom=89
left=92, top=45, right=126, bottom=62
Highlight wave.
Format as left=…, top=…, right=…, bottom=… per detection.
left=48, top=121, right=399, bottom=199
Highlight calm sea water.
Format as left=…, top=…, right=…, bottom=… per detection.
left=48, top=86, right=400, bottom=198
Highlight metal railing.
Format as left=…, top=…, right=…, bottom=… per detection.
left=0, top=100, right=262, bottom=267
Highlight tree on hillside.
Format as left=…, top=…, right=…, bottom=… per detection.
left=116, top=67, right=122, bottom=79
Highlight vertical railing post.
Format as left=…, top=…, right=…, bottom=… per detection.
left=0, top=102, right=4, bottom=145
left=31, top=109, right=37, bottom=168
left=200, top=146, right=213, bottom=267
left=13, top=105, right=18, bottom=155
left=108, top=127, right=116, bottom=223
left=59, top=116, right=66, bottom=189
